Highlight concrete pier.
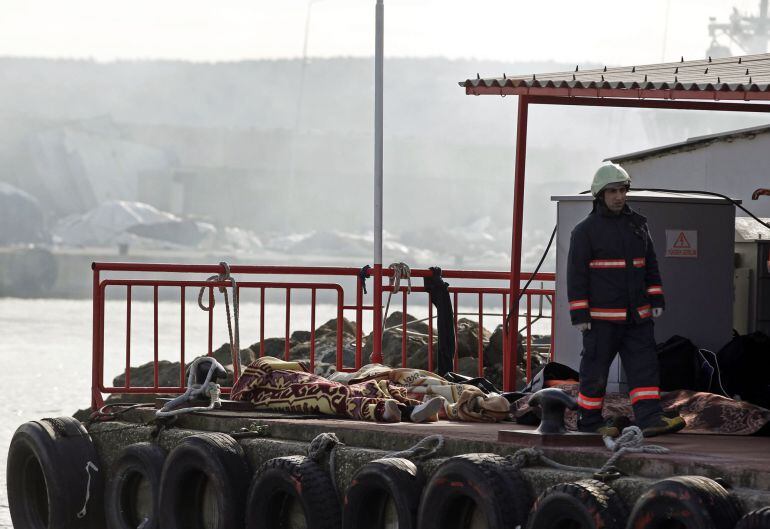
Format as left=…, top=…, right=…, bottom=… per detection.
left=86, top=406, right=770, bottom=511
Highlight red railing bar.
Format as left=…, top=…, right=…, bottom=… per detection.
left=285, top=288, right=291, bottom=361
left=125, top=285, right=132, bottom=389
left=526, top=294, right=532, bottom=382
left=344, top=305, right=374, bottom=310
left=92, top=262, right=367, bottom=276
left=99, top=279, right=348, bottom=290
left=180, top=286, right=186, bottom=387
left=92, top=261, right=554, bottom=283
left=335, top=289, right=344, bottom=372
left=478, top=293, right=484, bottom=378
left=208, top=287, right=214, bottom=356
left=154, top=286, right=159, bottom=389
left=233, top=285, right=241, bottom=381
left=502, top=293, right=509, bottom=390
left=401, top=291, right=407, bottom=368
left=92, top=268, right=105, bottom=410
left=311, top=289, right=316, bottom=373
left=259, top=287, right=265, bottom=357
left=509, top=295, right=519, bottom=392
left=374, top=285, right=554, bottom=296
left=549, top=295, right=555, bottom=362
left=453, top=291, right=459, bottom=372
left=427, top=294, right=434, bottom=373
left=355, top=277, right=363, bottom=368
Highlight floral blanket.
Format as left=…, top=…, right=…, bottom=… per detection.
left=513, top=383, right=770, bottom=435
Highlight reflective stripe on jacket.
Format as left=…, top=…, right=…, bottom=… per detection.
left=567, top=201, right=665, bottom=325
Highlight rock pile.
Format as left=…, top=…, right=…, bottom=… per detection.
left=108, top=312, right=551, bottom=402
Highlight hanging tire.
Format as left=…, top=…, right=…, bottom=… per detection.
left=6, top=416, right=105, bottom=529
left=417, top=453, right=533, bottom=529
left=526, top=479, right=628, bottom=529
left=625, top=475, right=744, bottom=529
left=736, top=507, right=770, bottom=529
left=343, top=457, right=423, bottom=529
left=159, top=432, right=250, bottom=529
left=246, top=455, right=341, bottom=529
left=105, top=442, right=166, bottom=529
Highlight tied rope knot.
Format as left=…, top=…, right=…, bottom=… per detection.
left=382, top=262, right=412, bottom=333
left=388, top=262, right=412, bottom=294
left=308, top=432, right=344, bottom=498
left=198, top=261, right=241, bottom=379
left=598, top=426, right=669, bottom=473
left=155, top=357, right=225, bottom=418
left=505, top=427, right=669, bottom=479
left=308, top=432, right=343, bottom=463
left=384, top=434, right=445, bottom=462
left=508, top=447, right=543, bottom=469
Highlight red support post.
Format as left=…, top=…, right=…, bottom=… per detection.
left=506, top=95, right=529, bottom=392
left=180, top=286, right=186, bottom=387
left=478, top=293, right=484, bottom=378
left=371, top=263, right=383, bottom=363
left=125, top=285, right=132, bottom=388
left=91, top=266, right=104, bottom=410
left=311, top=289, right=316, bottom=372
left=355, top=277, right=363, bottom=369
left=285, top=288, right=291, bottom=360
left=401, top=290, right=407, bottom=368
left=427, top=295, right=434, bottom=373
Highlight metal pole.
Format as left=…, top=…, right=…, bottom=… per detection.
left=371, top=0, right=385, bottom=362
left=506, top=96, right=529, bottom=391
left=287, top=0, right=322, bottom=232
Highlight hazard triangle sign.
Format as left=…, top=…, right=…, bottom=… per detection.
left=666, top=230, right=698, bottom=257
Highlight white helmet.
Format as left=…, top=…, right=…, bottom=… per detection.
left=591, top=164, right=631, bottom=197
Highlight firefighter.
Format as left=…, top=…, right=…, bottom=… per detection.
left=567, top=163, right=685, bottom=437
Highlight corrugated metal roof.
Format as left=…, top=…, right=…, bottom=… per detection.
left=462, top=53, right=770, bottom=100
left=606, top=123, right=770, bottom=163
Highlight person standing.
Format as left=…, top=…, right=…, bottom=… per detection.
left=567, top=164, right=685, bottom=437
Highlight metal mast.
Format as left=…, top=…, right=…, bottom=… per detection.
left=708, top=0, right=770, bottom=57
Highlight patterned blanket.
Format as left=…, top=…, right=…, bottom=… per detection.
left=513, top=383, right=770, bottom=435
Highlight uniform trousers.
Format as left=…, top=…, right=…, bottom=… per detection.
left=578, top=320, right=662, bottom=429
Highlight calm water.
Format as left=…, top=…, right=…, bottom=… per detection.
left=0, top=297, right=343, bottom=527
left=0, top=297, right=548, bottom=527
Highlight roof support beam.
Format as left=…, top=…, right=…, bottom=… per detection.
left=506, top=96, right=529, bottom=392
left=526, top=96, right=770, bottom=113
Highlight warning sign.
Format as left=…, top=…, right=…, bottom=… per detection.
left=665, top=230, right=698, bottom=258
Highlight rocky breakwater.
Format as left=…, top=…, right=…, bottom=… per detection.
left=107, top=312, right=550, bottom=403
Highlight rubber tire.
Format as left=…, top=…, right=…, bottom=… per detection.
left=736, top=507, right=770, bottom=529
left=106, top=442, right=166, bottom=529
left=526, top=479, right=628, bottom=529
left=246, top=455, right=341, bottom=529
left=417, top=453, right=533, bottom=529
left=625, top=475, right=744, bottom=529
left=6, top=416, right=105, bottom=529
left=159, top=432, right=250, bottom=529
left=343, top=457, right=424, bottom=529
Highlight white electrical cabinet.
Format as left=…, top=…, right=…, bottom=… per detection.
left=551, top=191, right=736, bottom=392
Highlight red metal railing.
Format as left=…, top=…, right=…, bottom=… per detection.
left=91, top=262, right=554, bottom=409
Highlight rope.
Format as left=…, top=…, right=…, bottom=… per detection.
left=308, top=433, right=344, bottom=498
left=76, top=461, right=99, bottom=519
left=507, top=426, right=670, bottom=478
left=599, top=426, right=669, bottom=473
left=384, top=434, right=444, bottom=461
left=307, top=432, right=444, bottom=499
left=87, top=402, right=156, bottom=425
left=198, top=261, right=241, bottom=378
left=382, top=262, right=412, bottom=334
left=155, top=357, right=224, bottom=418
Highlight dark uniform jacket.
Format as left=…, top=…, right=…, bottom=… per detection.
left=568, top=201, right=665, bottom=325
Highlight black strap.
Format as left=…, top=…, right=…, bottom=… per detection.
left=358, top=265, right=371, bottom=295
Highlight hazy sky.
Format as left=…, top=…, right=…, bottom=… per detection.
left=0, top=0, right=762, bottom=65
